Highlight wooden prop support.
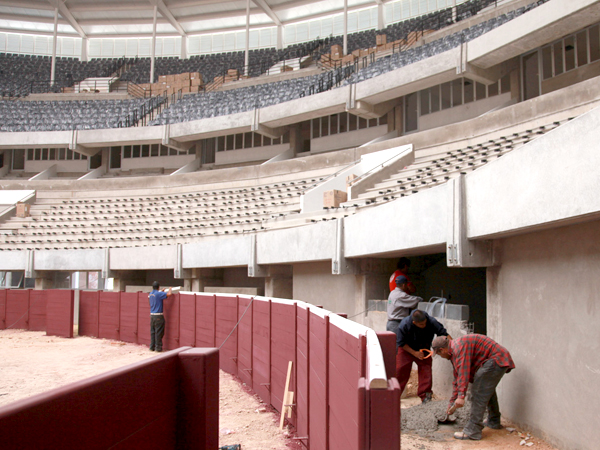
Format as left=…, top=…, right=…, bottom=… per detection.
left=279, top=361, right=294, bottom=430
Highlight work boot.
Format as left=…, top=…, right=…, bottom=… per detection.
left=422, top=392, right=432, bottom=404
left=484, top=420, right=503, bottom=429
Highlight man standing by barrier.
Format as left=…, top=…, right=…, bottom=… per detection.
left=396, top=309, right=450, bottom=403
left=149, top=281, right=172, bottom=352
left=432, top=334, right=515, bottom=440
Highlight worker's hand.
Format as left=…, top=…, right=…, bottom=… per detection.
left=414, top=350, right=424, bottom=360
left=454, top=397, right=465, bottom=409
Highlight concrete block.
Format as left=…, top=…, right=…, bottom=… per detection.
left=418, top=301, right=469, bottom=321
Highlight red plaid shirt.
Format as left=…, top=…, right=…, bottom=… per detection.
left=449, top=334, right=515, bottom=403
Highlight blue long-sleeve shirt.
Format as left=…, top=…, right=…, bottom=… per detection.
left=396, top=311, right=448, bottom=350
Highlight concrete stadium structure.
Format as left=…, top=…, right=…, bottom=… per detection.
left=0, top=0, right=599, bottom=449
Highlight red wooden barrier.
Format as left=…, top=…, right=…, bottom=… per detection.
left=271, top=302, right=297, bottom=424
left=0, top=289, right=6, bottom=329
left=295, top=304, right=310, bottom=443
left=137, top=291, right=151, bottom=346
left=29, top=290, right=46, bottom=331
left=196, top=294, right=216, bottom=348
left=0, top=347, right=219, bottom=450
left=46, top=290, right=74, bottom=338
left=99, top=291, right=120, bottom=341
left=6, top=290, right=29, bottom=330
left=216, top=295, right=238, bottom=376
left=79, top=291, right=100, bottom=338
left=252, top=298, right=271, bottom=404
left=179, top=293, right=197, bottom=347
left=367, top=379, right=401, bottom=450
left=119, top=292, right=139, bottom=344
left=309, top=312, right=329, bottom=450
left=237, top=296, right=253, bottom=387
left=163, top=292, right=180, bottom=351
left=328, top=323, right=363, bottom=450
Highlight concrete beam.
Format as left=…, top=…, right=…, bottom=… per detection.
left=251, top=109, right=288, bottom=139
left=248, top=234, right=268, bottom=277
left=332, top=217, right=356, bottom=275
left=446, top=175, right=494, bottom=268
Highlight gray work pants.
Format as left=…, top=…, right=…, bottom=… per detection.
left=462, top=359, right=508, bottom=440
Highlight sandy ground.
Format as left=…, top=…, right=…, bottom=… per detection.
left=0, top=330, right=559, bottom=450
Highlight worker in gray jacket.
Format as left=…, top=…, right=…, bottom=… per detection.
left=386, top=275, right=423, bottom=344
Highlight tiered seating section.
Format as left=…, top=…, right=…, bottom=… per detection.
left=151, top=1, right=544, bottom=126
left=0, top=174, right=328, bottom=251
left=0, top=117, right=572, bottom=250
left=0, top=53, right=128, bottom=97
left=0, top=0, right=546, bottom=133
left=0, top=98, right=153, bottom=132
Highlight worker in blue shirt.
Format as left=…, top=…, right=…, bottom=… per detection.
left=148, top=281, right=172, bottom=352
left=396, top=309, right=450, bottom=403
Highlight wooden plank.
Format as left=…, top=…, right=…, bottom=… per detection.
left=280, top=361, right=293, bottom=429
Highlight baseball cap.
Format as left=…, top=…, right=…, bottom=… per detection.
left=395, top=275, right=408, bottom=285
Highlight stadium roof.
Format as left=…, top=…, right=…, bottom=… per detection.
left=0, top=0, right=386, bottom=38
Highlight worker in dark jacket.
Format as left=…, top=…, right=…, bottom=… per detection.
left=396, top=309, right=450, bottom=403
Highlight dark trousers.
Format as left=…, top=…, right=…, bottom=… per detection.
left=463, top=359, right=508, bottom=439
left=150, top=315, right=165, bottom=351
left=396, top=347, right=433, bottom=400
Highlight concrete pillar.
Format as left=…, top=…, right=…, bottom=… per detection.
left=277, top=25, right=284, bottom=50
left=245, top=0, right=250, bottom=74
left=35, top=275, right=54, bottom=290
left=343, top=0, right=348, bottom=55
left=377, top=3, right=385, bottom=30
left=150, top=4, right=158, bottom=84
left=81, top=38, right=89, bottom=62
left=452, top=0, right=457, bottom=22
left=264, top=266, right=293, bottom=299
left=190, top=268, right=224, bottom=293
left=181, top=36, right=187, bottom=59
left=51, top=7, right=58, bottom=85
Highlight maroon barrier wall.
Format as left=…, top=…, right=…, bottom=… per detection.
left=0, top=289, right=6, bottom=328
left=70, top=291, right=401, bottom=450
left=0, top=289, right=73, bottom=338
left=0, top=347, right=219, bottom=450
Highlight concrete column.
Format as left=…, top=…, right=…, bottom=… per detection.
left=190, top=268, right=224, bottom=293
left=343, top=0, right=348, bottom=55
left=245, top=0, right=250, bottom=74
left=150, top=4, right=158, bottom=84
left=510, top=67, right=521, bottom=101
left=377, top=3, right=385, bottom=30
left=35, top=275, right=54, bottom=290
left=452, top=0, right=457, bottom=22
left=51, top=7, right=58, bottom=85
left=81, top=38, right=89, bottom=62
left=264, top=266, right=293, bottom=299
left=181, top=36, right=187, bottom=59
left=277, top=25, right=283, bottom=50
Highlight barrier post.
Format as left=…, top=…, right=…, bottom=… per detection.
left=177, top=348, right=220, bottom=450
left=375, top=331, right=397, bottom=380
left=367, top=379, right=401, bottom=450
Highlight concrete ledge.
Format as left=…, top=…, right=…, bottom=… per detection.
left=418, top=301, right=469, bottom=321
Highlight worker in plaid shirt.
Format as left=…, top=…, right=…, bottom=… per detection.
left=432, top=334, right=515, bottom=440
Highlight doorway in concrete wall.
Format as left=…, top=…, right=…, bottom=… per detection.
left=405, top=254, right=487, bottom=334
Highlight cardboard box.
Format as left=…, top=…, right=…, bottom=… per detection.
left=376, top=34, right=387, bottom=45
left=342, top=54, right=356, bottom=64
left=280, top=66, right=294, bottom=73
left=191, top=77, right=203, bottom=86
left=376, top=44, right=386, bottom=53
left=352, top=49, right=360, bottom=57
left=346, top=174, right=358, bottom=188
left=179, top=72, right=190, bottom=80
left=158, top=75, right=167, bottom=82
left=16, top=202, right=30, bottom=218
left=323, top=190, right=348, bottom=208
left=166, top=74, right=176, bottom=83
left=331, top=44, right=343, bottom=54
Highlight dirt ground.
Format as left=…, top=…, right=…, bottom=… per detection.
left=0, top=330, right=559, bottom=450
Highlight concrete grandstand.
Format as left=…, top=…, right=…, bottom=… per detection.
left=0, top=0, right=599, bottom=449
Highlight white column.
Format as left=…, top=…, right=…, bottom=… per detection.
left=378, top=3, right=385, bottom=30
left=277, top=24, right=283, bottom=50
left=150, top=4, right=158, bottom=84
left=245, top=0, right=250, bottom=73
left=181, top=36, right=187, bottom=59
left=50, top=7, right=58, bottom=85
left=343, top=0, right=348, bottom=55
left=452, top=0, right=457, bottom=22
left=81, top=37, right=88, bottom=62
